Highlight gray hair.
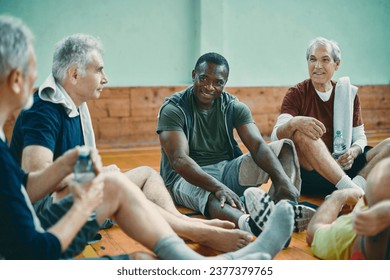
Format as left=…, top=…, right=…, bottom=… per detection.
left=52, top=33, right=103, bottom=82
left=306, top=37, right=341, bottom=63
left=0, top=15, right=34, bottom=81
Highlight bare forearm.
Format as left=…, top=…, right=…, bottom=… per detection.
left=313, top=191, right=345, bottom=224
left=350, top=144, right=362, bottom=159
left=276, top=119, right=297, bottom=140
left=172, top=156, right=224, bottom=193
left=27, top=156, right=73, bottom=202
left=306, top=190, right=347, bottom=245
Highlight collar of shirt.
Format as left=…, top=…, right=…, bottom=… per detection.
left=0, top=128, right=5, bottom=142
left=315, top=87, right=333, bottom=102
left=38, top=74, right=79, bottom=118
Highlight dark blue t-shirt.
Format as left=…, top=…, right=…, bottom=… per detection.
left=10, top=93, right=84, bottom=164
left=0, top=139, right=61, bottom=259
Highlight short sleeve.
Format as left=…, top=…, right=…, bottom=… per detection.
left=280, top=87, right=302, bottom=117
left=19, top=101, right=61, bottom=152
left=157, top=103, right=186, bottom=133
left=232, top=101, right=254, bottom=128
left=310, top=214, right=356, bottom=260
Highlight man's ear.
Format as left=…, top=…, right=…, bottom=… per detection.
left=68, top=66, right=78, bottom=84
left=8, top=68, right=23, bottom=94
left=335, top=60, right=341, bottom=71
left=191, top=70, right=195, bottom=82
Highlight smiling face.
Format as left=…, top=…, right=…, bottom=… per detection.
left=192, top=61, right=228, bottom=110
left=307, top=44, right=339, bottom=91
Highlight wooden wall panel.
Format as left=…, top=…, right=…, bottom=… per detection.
left=4, top=85, right=390, bottom=148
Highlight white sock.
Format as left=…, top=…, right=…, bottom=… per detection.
left=335, top=175, right=359, bottom=190
left=352, top=175, right=367, bottom=191
left=238, top=214, right=251, bottom=233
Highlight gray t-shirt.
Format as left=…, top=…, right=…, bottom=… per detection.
left=157, top=97, right=254, bottom=167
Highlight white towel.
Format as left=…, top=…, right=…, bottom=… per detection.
left=333, top=77, right=358, bottom=151
left=38, top=74, right=96, bottom=149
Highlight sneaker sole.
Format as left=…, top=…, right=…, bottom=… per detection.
left=293, top=204, right=316, bottom=232
left=244, top=188, right=274, bottom=232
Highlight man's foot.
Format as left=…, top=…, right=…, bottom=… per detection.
left=193, top=217, right=235, bottom=229
left=195, top=227, right=254, bottom=252
left=291, top=203, right=316, bottom=232
left=243, top=187, right=275, bottom=236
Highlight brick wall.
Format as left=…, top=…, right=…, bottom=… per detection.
left=4, top=85, right=390, bottom=148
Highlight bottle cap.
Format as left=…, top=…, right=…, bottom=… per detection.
left=78, top=147, right=90, bottom=157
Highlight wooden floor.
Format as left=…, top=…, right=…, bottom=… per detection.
left=77, top=133, right=388, bottom=260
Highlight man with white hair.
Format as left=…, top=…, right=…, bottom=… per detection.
left=271, top=36, right=390, bottom=197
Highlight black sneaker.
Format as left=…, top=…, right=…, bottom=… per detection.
left=243, top=187, right=275, bottom=236
left=287, top=201, right=316, bottom=232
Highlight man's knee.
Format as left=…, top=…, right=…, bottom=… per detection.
left=291, top=130, right=310, bottom=147
left=135, top=165, right=158, bottom=177
left=102, top=173, right=128, bottom=198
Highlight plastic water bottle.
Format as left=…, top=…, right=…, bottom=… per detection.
left=74, top=147, right=96, bottom=183
left=333, top=130, right=346, bottom=160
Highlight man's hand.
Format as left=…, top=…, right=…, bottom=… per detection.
left=214, top=186, right=245, bottom=213
left=294, top=116, right=326, bottom=140
left=335, top=149, right=354, bottom=170
left=70, top=174, right=105, bottom=213
left=342, top=187, right=363, bottom=206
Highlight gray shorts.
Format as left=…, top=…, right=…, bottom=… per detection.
left=170, top=154, right=271, bottom=216
left=169, top=140, right=299, bottom=215
left=37, top=194, right=100, bottom=259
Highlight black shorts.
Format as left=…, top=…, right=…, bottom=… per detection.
left=37, top=195, right=100, bottom=259
left=300, top=146, right=372, bottom=197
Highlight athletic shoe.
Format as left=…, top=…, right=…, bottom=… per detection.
left=243, top=187, right=275, bottom=236
left=291, top=203, right=316, bottom=232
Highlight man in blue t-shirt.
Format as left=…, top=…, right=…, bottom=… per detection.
left=0, top=15, right=152, bottom=260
